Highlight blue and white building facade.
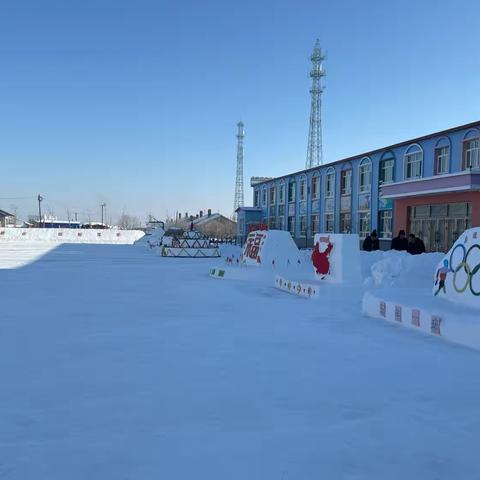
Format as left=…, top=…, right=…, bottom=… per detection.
left=250, top=121, right=480, bottom=251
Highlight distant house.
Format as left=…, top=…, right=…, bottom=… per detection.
left=192, top=212, right=236, bottom=238
left=166, top=209, right=236, bottom=239
left=0, top=209, right=15, bottom=228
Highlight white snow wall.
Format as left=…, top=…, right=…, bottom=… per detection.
left=432, top=227, right=480, bottom=309
left=312, top=233, right=361, bottom=283
left=0, top=228, right=144, bottom=245
left=242, top=230, right=301, bottom=267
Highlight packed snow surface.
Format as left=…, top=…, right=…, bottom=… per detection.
left=1, top=244, right=480, bottom=479
left=363, top=250, right=444, bottom=289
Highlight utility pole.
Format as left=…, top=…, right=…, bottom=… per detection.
left=101, top=203, right=106, bottom=225
left=37, top=194, right=43, bottom=227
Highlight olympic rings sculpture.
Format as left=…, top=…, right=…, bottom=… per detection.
left=449, top=243, right=480, bottom=296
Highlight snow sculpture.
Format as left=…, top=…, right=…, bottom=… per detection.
left=161, top=231, right=220, bottom=258
left=242, top=230, right=301, bottom=267
left=312, top=233, right=361, bottom=283
left=135, top=227, right=164, bottom=248
left=433, top=227, right=480, bottom=308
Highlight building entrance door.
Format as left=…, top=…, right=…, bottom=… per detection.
left=409, top=202, right=471, bottom=252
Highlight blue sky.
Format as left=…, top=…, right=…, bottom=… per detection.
left=1, top=0, right=479, bottom=223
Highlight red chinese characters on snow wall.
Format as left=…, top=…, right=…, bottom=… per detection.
left=243, top=231, right=266, bottom=263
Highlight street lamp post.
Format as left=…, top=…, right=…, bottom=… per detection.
left=37, top=194, right=43, bottom=227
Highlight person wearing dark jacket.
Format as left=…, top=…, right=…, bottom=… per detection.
left=407, top=234, right=426, bottom=255
left=363, top=230, right=380, bottom=252
left=391, top=230, right=408, bottom=251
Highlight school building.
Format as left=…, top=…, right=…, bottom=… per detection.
left=237, top=121, right=480, bottom=251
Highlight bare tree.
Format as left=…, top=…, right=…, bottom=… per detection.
left=117, top=213, right=141, bottom=230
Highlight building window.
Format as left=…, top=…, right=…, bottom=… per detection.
left=312, top=174, right=320, bottom=199
left=359, top=158, right=372, bottom=193
left=277, top=216, right=285, bottom=230
left=288, top=181, right=296, bottom=203
left=379, top=210, right=392, bottom=239
left=325, top=168, right=335, bottom=197
left=278, top=183, right=285, bottom=204
left=299, top=176, right=307, bottom=201
left=287, top=216, right=295, bottom=236
left=254, top=190, right=259, bottom=207
left=269, top=186, right=275, bottom=206
left=358, top=212, right=370, bottom=238
left=262, top=188, right=267, bottom=206
left=325, top=213, right=334, bottom=233
left=379, top=154, right=394, bottom=184
left=341, top=169, right=352, bottom=195
left=311, top=214, right=320, bottom=234
left=299, top=216, right=307, bottom=236
left=269, top=216, right=275, bottom=229
left=340, top=213, right=351, bottom=233
left=435, top=146, right=450, bottom=175
left=463, top=138, right=480, bottom=170
left=404, top=145, right=423, bottom=179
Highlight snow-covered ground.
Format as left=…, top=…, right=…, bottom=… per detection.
left=1, top=243, right=480, bottom=479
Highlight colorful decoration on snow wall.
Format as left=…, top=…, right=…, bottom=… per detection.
left=312, top=236, right=333, bottom=279
left=243, top=231, right=267, bottom=264
left=274, top=276, right=319, bottom=299
left=242, top=230, right=301, bottom=267
left=312, top=233, right=361, bottom=283
left=433, top=227, right=480, bottom=308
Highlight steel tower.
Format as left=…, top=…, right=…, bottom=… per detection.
left=306, top=39, right=326, bottom=169
left=233, top=121, right=245, bottom=220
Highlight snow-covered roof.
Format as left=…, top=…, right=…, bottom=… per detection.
left=0, top=209, right=14, bottom=217
left=192, top=213, right=222, bottom=226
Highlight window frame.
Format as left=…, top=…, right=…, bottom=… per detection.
left=358, top=211, right=371, bottom=238
left=404, top=144, right=423, bottom=180
left=379, top=152, right=395, bottom=185
left=288, top=180, right=296, bottom=203
left=325, top=167, right=335, bottom=198
left=299, top=215, right=307, bottom=237
left=299, top=175, right=307, bottom=202
left=311, top=214, right=320, bottom=235
left=462, top=136, right=480, bottom=170
left=358, top=157, right=372, bottom=194
left=269, top=184, right=276, bottom=206
left=278, top=180, right=285, bottom=205
left=378, top=210, right=393, bottom=239
left=341, top=167, right=352, bottom=196
left=324, top=213, right=334, bottom=233
left=311, top=173, right=320, bottom=199
left=340, top=212, right=352, bottom=234
left=254, top=189, right=260, bottom=207
left=287, top=216, right=295, bottom=236
left=434, top=145, right=450, bottom=175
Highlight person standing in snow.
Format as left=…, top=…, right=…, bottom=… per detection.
left=362, top=230, right=379, bottom=252
left=391, top=230, right=408, bottom=251
left=407, top=234, right=426, bottom=255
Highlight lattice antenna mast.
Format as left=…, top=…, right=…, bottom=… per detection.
left=233, top=121, right=245, bottom=219
left=306, top=39, right=326, bottom=169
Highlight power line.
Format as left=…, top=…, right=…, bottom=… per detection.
left=0, top=196, right=37, bottom=200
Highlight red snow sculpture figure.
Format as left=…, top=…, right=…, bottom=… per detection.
left=312, top=239, right=333, bottom=278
